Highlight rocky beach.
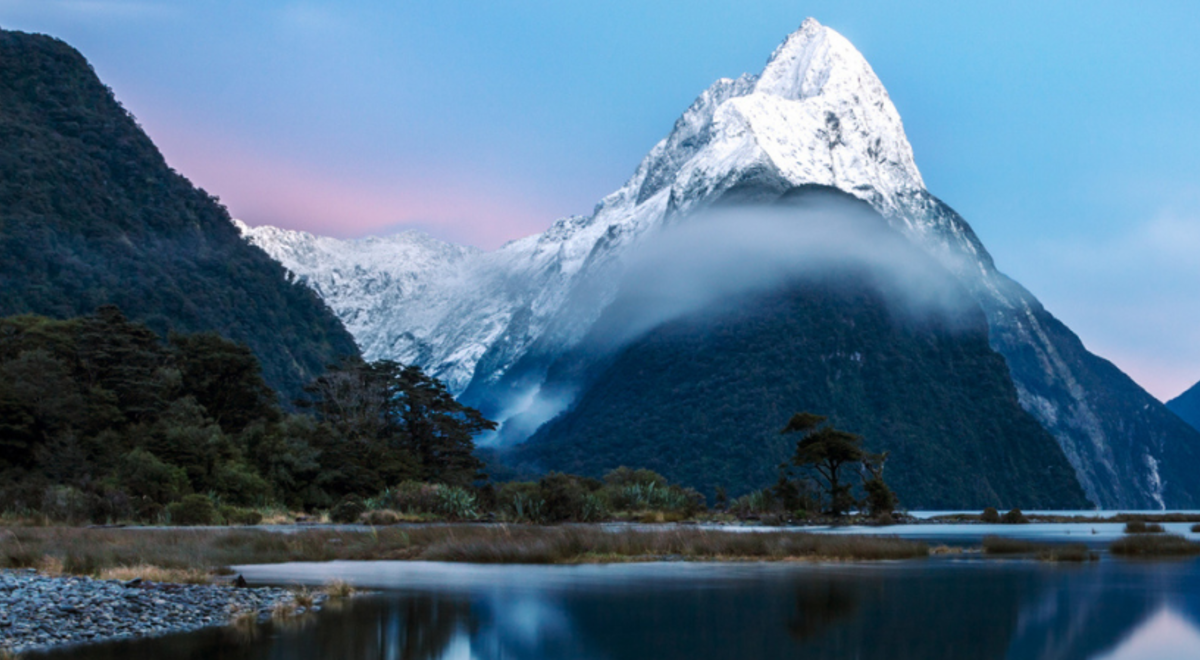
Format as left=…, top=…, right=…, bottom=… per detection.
left=0, top=569, right=322, bottom=656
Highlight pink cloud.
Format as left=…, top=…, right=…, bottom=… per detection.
left=145, top=124, right=557, bottom=250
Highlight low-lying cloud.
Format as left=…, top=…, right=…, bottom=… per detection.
left=589, top=199, right=976, bottom=350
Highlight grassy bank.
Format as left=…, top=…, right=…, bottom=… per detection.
left=981, top=535, right=1097, bottom=562
left=0, top=526, right=928, bottom=576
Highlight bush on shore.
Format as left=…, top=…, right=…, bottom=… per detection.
left=1124, top=520, right=1165, bottom=534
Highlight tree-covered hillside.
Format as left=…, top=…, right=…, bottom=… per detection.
left=0, top=29, right=358, bottom=400
left=505, top=194, right=1092, bottom=510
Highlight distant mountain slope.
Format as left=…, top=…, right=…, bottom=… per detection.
left=243, top=18, right=1200, bottom=508
left=0, top=29, right=358, bottom=399
left=1169, top=382, right=1200, bottom=433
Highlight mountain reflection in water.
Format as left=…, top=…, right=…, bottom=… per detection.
left=34, top=559, right=1200, bottom=660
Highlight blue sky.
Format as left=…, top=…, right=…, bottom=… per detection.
left=1, top=0, right=1198, bottom=400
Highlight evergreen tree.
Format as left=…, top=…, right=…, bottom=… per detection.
left=783, top=412, right=866, bottom=517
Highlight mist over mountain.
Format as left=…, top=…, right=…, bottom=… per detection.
left=0, top=29, right=359, bottom=400
left=242, top=18, right=1200, bottom=507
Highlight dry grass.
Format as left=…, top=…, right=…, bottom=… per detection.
left=1111, top=533, right=1200, bottom=557
left=0, top=525, right=929, bottom=574
left=292, top=588, right=314, bottom=609
left=98, top=564, right=211, bottom=584
left=37, top=555, right=64, bottom=576
left=323, top=579, right=354, bottom=599
left=981, top=536, right=1097, bottom=562
left=361, top=510, right=401, bottom=526
left=270, top=600, right=297, bottom=621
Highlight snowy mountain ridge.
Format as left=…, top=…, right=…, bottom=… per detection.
left=241, top=18, right=931, bottom=391
left=238, top=18, right=1200, bottom=509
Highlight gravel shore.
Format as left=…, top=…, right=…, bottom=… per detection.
left=0, top=569, right=322, bottom=655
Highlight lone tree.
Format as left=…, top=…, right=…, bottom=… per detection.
left=782, top=412, right=894, bottom=517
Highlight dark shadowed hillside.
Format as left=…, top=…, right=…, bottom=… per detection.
left=1169, top=382, right=1200, bottom=433
left=0, top=29, right=359, bottom=400
left=505, top=190, right=1090, bottom=510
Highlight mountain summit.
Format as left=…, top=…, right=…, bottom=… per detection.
left=242, top=19, right=1200, bottom=508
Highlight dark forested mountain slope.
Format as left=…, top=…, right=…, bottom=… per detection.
left=507, top=190, right=1090, bottom=509
left=1169, top=382, right=1200, bottom=433
left=0, top=29, right=358, bottom=399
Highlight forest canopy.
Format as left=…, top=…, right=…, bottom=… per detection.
left=0, top=307, right=491, bottom=523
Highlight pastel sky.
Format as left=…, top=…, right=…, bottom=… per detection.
left=1, top=0, right=1198, bottom=401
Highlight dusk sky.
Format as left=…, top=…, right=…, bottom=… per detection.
left=1, top=0, right=1198, bottom=401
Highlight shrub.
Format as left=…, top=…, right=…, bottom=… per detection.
left=375, top=481, right=441, bottom=514
left=118, top=449, right=188, bottom=504
left=1192, top=523, right=1200, bottom=533
left=980, top=507, right=1000, bottom=523
left=40, top=486, right=90, bottom=524
left=498, top=482, right=546, bottom=523
left=218, top=506, right=263, bottom=526
left=166, top=494, right=216, bottom=526
left=730, top=489, right=777, bottom=517
left=863, top=477, right=897, bottom=517
left=1124, top=520, right=1165, bottom=534
left=330, top=495, right=366, bottom=524
left=538, top=473, right=592, bottom=523
left=212, top=463, right=271, bottom=507
left=1000, top=508, right=1028, bottom=524
left=435, top=487, right=478, bottom=521
left=1111, top=533, right=1200, bottom=557
left=362, top=510, right=400, bottom=526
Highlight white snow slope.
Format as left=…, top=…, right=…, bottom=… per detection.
left=239, top=18, right=1192, bottom=509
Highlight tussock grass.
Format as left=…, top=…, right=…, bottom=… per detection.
left=0, top=525, right=928, bottom=574
left=98, top=564, right=210, bottom=584
left=323, top=579, right=354, bottom=599
left=1111, top=533, right=1200, bottom=557
left=418, top=527, right=928, bottom=563
left=1124, top=520, right=1166, bottom=534
left=982, top=536, right=1097, bottom=562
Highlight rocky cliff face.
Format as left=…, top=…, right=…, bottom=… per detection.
left=241, top=18, right=1200, bottom=507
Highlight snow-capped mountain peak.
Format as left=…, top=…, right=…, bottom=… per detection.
left=239, top=19, right=935, bottom=397
left=238, top=19, right=1197, bottom=510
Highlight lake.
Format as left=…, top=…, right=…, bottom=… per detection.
left=31, top=537, right=1200, bottom=660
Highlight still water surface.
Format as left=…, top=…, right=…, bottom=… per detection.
left=32, top=554, right=1200, bottom=660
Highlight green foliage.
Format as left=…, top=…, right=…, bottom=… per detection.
left=0, top=30, right=358, bottom=401
left=218, top=506, right=263, bottom=526
left=301, top=358, right=495, bottom=493
left=498, top=482, right=547, bottom=523
left=435, top=487, right=479, bottom=521
left=166, top=494, right=216, bottom=526
left=1001, top=508, right=1029, bottom=524
left=117, top=448, right=188, bottom=504
left=730, top=489, right=777, bottom=516
left=980, top=507, right=1000, bottom=523
left=863, top=478, right=897, bottom=517
left=330, top=495, right=366, bottom=524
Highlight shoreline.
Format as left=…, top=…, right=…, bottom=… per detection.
left=0, top=569, right=330, bottom=657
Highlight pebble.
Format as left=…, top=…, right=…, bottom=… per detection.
left=0, top=569, right=324, bottom=655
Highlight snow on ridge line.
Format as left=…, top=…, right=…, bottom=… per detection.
left=236, top=18, right=932, bottom=397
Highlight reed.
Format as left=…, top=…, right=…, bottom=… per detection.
left=0, top=525, right=929, bottom=572
left=1110, top=533, right=1200, bottom=557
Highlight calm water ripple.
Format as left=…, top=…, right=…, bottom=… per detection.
left=28, top=554, right=1200, bottom=660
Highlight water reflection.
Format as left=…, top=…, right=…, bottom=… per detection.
left=32, top=559, right=1200, bottom=660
